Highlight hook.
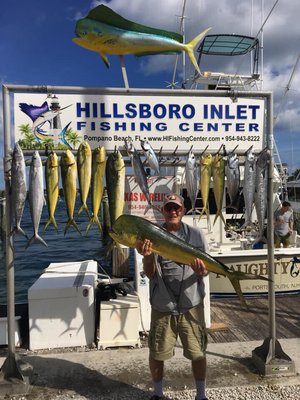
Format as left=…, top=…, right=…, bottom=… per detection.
left=200, top=145, right=209, bottom=156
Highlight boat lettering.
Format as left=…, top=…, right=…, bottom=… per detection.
left=228, top=260, right=292, bottom=276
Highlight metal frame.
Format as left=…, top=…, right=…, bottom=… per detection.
left=0, top=84, right=293, bottom=391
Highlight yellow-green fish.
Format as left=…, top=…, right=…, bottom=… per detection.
left=105, top=149, right=125, bottom=229
left=212, top=154, right=226, bottom=226
left=77, top=141, right=92, bottom=217
left=44, top=151, right=59, bottom=232
left=86, top=146, right=106, bottom=233
left=110, top=215, right=270, bottom=307
left=61, top=150, right=80, bottom=235
left=199, top=153, right=212, bottom=220
left=73, top=4, right=210, bottom=73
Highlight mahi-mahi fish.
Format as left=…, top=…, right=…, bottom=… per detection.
left=73, top=4, right=210, bottom=73
left=212, top=153, right=226, bottom=226
left=61, top=150, right=80, bottom=235
left=110, top=214, right=270, bottom=307
left=86, top=146, right=106, bottom=233
left=44, top=151, right=59, bottom=232
left=77, top=141, right=92, bottom=217
left=10, top=143, right=28, bottom=238
left=105, top=149, right=125, bottom=229
left=26, top=151, right=47, bottom=248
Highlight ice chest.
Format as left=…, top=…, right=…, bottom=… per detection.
left=28, top=260, right=97, bottom=350
left=98, top=293, right=141, bottom=350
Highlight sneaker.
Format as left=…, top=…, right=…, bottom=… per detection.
left=149, top=396, right=164, bottom=400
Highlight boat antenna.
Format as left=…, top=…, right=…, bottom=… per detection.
left=170, top=0, right=187, bottom=88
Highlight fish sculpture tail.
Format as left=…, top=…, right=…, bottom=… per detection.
left=226, top=270, right=270, bottom=308
left=198, top=206, right=209, bottom=221
left=86, top=215, right=102, bottom=234
left=185, top=28, right=211, bottom=74
left=44, top=216, right=58, bottom=232
left=64, top=219, right=81, bottom=235
left=25, top=234, right=48, bottom=249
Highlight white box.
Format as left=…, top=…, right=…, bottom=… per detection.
left=98, top=294, right=141, bottom=350
left=28, top=260, right=97, bottom=350
left=0, top=316, right=21, bottom=346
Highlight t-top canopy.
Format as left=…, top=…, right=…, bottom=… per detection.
left=197, top=34, right=259, bottom=56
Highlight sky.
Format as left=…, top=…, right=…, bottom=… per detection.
left=0, top=0, right=299, bottom=186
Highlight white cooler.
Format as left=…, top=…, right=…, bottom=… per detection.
left=28, top=260, right=97, bottom=350
left=98, top=293, right=141, bottom=350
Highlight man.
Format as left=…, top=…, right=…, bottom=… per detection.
left=136, top=193, right=209, bottom=400
left=274, top=200, right=294, bottom=248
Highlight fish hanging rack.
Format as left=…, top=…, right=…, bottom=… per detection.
left=18, top=144, right=270, bottom=168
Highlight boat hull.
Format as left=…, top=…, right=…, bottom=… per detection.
left=210, top=248, right=300, bottom=297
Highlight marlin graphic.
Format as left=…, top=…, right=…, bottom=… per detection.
left=73, top=4, right=210, bottom=73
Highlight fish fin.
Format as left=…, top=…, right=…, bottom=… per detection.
left=78, top=204, right=91, bottom=218
left=64, top=219, right=81, bottom=235
left=198, top=206, right=209, bottom=220
left=44, top=217, right=58, bottom=232
left=213, top=211, right=226, bottom=226
left=87, top=5, right=183, bottom=42
left=25, top=234, right=48, bottom=249
left=9, top=226, right=28, bottom=239
left=184, top=27, right=211, bottom=74
left=99, top=53, right=110, bottom=68
left=86, top=216, right=102, bottom=234
left=227, top=270, right=271, bottom=308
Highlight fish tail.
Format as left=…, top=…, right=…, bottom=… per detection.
left=9, top=226, right=28, bottom=239
left=44, top=216, right=58, bottom=232
left=185, top=28, right=211, bottom=74
left=227, top=270, right=271, bottom=308
left=64, top=219, right=81, bottom=235
left=25, top=234, right=48, bottom=249
left=86, top=215, right=102, bottom=234
left=198, top=206, right=209, bottom=220
left=213, top=211, right=226, bottom=226
left=78, top=203, right=91, bottom=218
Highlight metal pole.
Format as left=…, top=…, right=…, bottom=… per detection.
left=0, top=85, right=32, bottom=391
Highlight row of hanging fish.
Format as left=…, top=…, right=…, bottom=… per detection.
left=184, top=147, right=269, bottom=235
left=9, top=139, right=161, bottom=248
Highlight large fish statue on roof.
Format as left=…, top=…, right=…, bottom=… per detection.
left=73, top=4, right=210, bottom=73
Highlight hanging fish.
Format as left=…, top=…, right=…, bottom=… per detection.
left=140, top=139, right=160, bottom=176
left=198, top=153, right=212, bottom=220
left=61, top=150, right=80, bottom=235
left=26, top=151, right=47, bottom=248
left=73, top=4, right=210, bottom=73
left=105, top=149, right=125, bottom=230
left=241, top=147, right=257, bottom=229
left=124, top=139, right=158, bottom=215
left=77, top=141, right=92, bottom=217
left=10, top=143, right=28, bottom=239
left=44, top=151, right=59, bottom=232
left=212, top=154, right=226, bottom=226
left=185, top=149, right=199, bottom=213
left=254, top=150, right=269, bottom=242
left=226, top=152, right=240, bottom=210
left=86, top=146, right=106, bottom=233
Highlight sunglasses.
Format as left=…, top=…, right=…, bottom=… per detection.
left=164, top=204, right=182, bottom=212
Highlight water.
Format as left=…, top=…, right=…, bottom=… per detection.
left=0, top=198, right=113, bottom=304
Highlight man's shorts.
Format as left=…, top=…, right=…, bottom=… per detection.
left=148, top=304, right=207, bottom=361
left=274, top=232, right=290, bottom=247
